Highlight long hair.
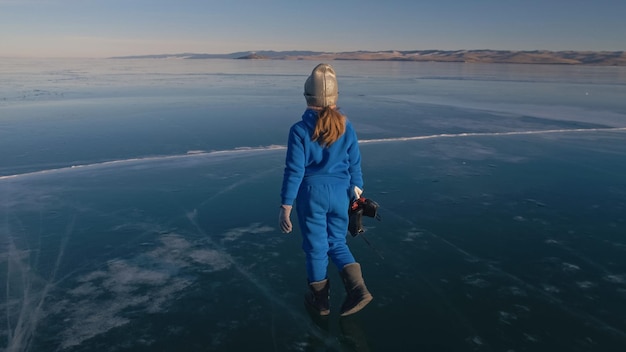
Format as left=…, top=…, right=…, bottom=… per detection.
left=311, top=107, right=346, bottom=147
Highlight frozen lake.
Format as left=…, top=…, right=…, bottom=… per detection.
left=1, top=58, right=626, bottom=351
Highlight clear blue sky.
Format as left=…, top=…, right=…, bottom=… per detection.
left=1, top=0, right=624, bottom=58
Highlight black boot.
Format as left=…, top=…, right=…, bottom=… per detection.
left=340, top=263, right=373, bottom=316
left=305, top=279, right=330, bottom=316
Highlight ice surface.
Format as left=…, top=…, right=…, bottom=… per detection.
left=1, top=59, right=626, bottom=351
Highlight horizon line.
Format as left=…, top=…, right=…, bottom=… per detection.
left=2, top=48, right=625, bottom=60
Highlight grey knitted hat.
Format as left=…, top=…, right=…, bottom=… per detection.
left=304, top=63, right=338, bottom=107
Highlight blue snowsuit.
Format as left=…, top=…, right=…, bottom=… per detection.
left=281, top=108, right=364, bottom=283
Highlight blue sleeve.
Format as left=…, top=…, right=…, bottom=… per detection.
left=346, top=122, right=364, bottom=190
left=281, top=124, right=306, bottom=205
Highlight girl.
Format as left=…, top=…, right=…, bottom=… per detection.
left=279, top=63, right=372, bottom=316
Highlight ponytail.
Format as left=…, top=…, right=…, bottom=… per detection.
left=311, top=107, right=346, bottom=147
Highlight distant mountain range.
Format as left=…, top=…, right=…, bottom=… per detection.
left=110, top=50, right=626, bottom=66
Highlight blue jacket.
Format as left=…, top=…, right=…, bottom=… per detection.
left=281, top=109, right=363, bottom=206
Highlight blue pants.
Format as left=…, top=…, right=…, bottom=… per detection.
left=296, top=183, right=356, bottom=282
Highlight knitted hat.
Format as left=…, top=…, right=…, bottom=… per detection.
left=304, top=63, right=338, bottom=107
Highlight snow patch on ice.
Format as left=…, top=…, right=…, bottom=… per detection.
left=402, top=229, right=424, bottom=242
left=222, top=223, right=274, bottom=242
left=562, top=262, right=580, bottom=272
left=462, top=273, right=490, bottom=288
left=498, top=311, right=518, bottom=325
left=604, top=274, right=626, bottom=284
left=47, top=230, right=238, bottom=348
left=576, top=281, right=595, bottom=289
left=542, top=284, right=560, bottom=293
